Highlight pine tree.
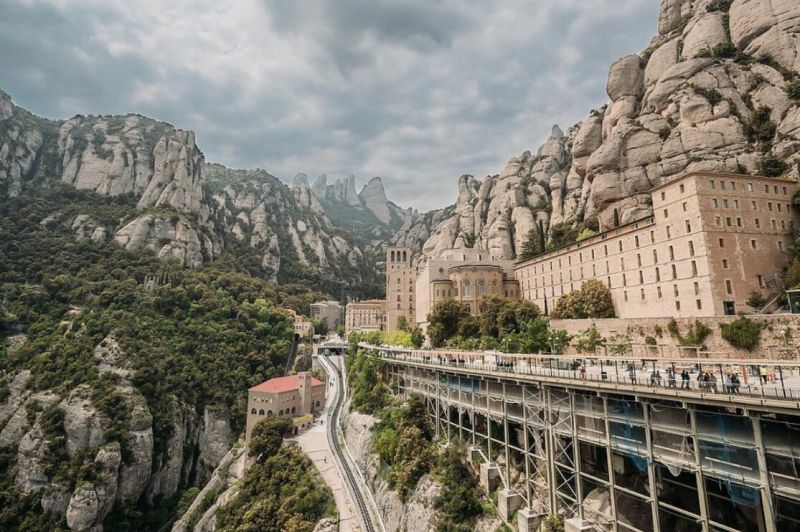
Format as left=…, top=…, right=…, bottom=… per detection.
left=518, top=228, right=539, bottom=261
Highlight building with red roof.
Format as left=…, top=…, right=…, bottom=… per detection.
left=245, top=372, right=326, bottom=445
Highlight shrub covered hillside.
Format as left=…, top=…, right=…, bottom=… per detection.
left=214, top=418, right=336, bottom=532
left=345, top=347, right=492, bottom=531
left=0, top=187, right=324, bottom=530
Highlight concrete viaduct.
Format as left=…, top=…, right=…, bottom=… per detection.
left=365, top=343, right=800, bottom=532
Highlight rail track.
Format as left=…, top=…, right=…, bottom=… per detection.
left=323, top=356, right=377, bottom=532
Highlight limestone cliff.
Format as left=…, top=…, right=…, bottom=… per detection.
left=0, top=90, right=376, bottom=290
left=0, top=336, right=236, bottom=532
left=396, top=0, right=800, bottom=260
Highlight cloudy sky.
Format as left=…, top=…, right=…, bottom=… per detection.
left=0, top=0, right=657, bottom=211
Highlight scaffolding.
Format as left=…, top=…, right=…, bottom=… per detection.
left=382, top=352, right=800, bottom=532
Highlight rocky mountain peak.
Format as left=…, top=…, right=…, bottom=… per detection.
left=0, top=89, right=12, bottom=120
left=311, top=173, right=327, bottom=197
left=395, top=0, right=800, bottom=261
left=359, top=176, right=391, bottom=224
left=291, top=172, right=309, bottom=187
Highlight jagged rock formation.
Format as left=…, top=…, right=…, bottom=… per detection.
left=396, top=0, right=800, bottom=261
left=171, top=440, right=247, bottom=532
left=305, top=173, right=412, bottom=239
left=0, top=336, right=237, bottom=532
left=207, top=164, right=368, bottom=283
left=0, top=89, right=377, bottom=290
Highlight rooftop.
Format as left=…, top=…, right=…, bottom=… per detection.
left=648, top=170, right=797, bottom=193
left=249, top=374, right=324, bottom=394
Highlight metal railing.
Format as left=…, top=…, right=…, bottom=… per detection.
left=364, top=343, right=800, bottom=404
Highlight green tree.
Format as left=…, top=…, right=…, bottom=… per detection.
left=434, top=441, right=483, bottom=532
left=410, top=326, right=424, bottom=349
left=249, top=417, right=292, bottom=462
left=427, top=299, right=472, bottom=347
left=608, top=334, right=632, bottom=356
left=396, top=315, right=408, bottom=331
left=573, top=326, right=605, bottom=355
left=746, top=292, right=767, bottom=310
left=518, top=228, right=540, bottom=261
left=549, top=329, right=572, bottom=355
left=478, top=296, right=505, bottom=337
left=720, top=317, right=764, bottom=351
left=504, top=316, right=551, bottom=353
left=551, top=279, right=615, bottom=319
left=312, top=318, right=329, bottom=336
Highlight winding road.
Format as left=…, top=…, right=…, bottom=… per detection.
left=318, top=354, right=384, bottom=532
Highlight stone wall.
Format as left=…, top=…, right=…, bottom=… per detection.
left=551, top=313, right=800, bottom=359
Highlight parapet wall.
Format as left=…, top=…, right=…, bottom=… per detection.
left=550, top=314, right=800, bottom=359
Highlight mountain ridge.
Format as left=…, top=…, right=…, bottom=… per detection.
left=393, top=0, right=800, bottom=263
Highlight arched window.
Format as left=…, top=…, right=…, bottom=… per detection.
left=267, top=410, right=273, bottom=416
left=291, top=406, right=296, bottom=414
left=316, top=401, right=321, bottom=407
left=251, top=408, right=257, bottom=414
left=279, top=409, right=284, bottom=416
left=258, top=409, right=264, bottom=415
left=391, top=250, right=395, bottom=261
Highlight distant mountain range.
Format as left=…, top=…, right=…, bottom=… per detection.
left=0, top=89, right=411, bottom=298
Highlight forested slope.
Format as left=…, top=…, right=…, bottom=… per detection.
left=0, top=186, right=323, bottom=530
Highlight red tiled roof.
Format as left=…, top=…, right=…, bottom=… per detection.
left=249, top=374, right=324, bottom=393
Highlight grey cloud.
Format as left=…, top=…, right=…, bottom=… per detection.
left=0, top=0, right=658, bottom=211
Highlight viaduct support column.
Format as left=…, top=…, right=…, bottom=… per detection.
left=751, top=412, right=776, bottom=532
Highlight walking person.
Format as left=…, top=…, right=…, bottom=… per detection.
left=667, top=368, right=676, bottom=388
left=681, top=370, right=690, bottom=389
left=707, top=373, right=717, bottom=393
left=761, top=366, right=768, bottom=384
left=723, top=373, right=732, bottom=394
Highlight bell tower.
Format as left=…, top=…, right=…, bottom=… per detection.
left=386, top=247, right=415, bottom=331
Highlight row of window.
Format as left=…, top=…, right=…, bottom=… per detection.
left=389, top=250, right=408, bottom=262
left=250, top=402, right=322, bottom=417
left=527, top=264, right=696, bottom=298
left=711, top=197, right=791, bottom=212
left=523, top=243, right=702, bottom=290
left=714, top=214, right=793, bottom=233
left=707, top=178, right=792, bottom=195
left=522, top=226, right=694, bottom=276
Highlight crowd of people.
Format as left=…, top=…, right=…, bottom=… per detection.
left=382, top=347, right=786, bottom=397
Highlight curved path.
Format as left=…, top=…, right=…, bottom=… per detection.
left=318, top=354, right=384, bottom=532
left=291, top=356, right=359, bottom=531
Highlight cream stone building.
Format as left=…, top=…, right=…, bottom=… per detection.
left=414, top=248, right=520, bottom=328
left=344, top=299, right=387, bottom=334
left=286, top=309, right=313, bottom=339
left=386, top=246, right=416, bottom=331
left=310, top=300, right=343, bottom=328
left=515, top=172, right=799, bottom=319
left=245, top=373, right=325, bottom=446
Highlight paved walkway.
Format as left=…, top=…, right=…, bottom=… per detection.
left=291, top=364, right=360, bottom=532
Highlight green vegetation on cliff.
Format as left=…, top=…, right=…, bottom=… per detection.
left=215, top=418, right=335, bottom=532
left=0, top=186, right=332, bottom=529
left=346, top=347, right=488, bottom=529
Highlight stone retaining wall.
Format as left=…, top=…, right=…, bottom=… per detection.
left=550, top=314, right=800, bottom=359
